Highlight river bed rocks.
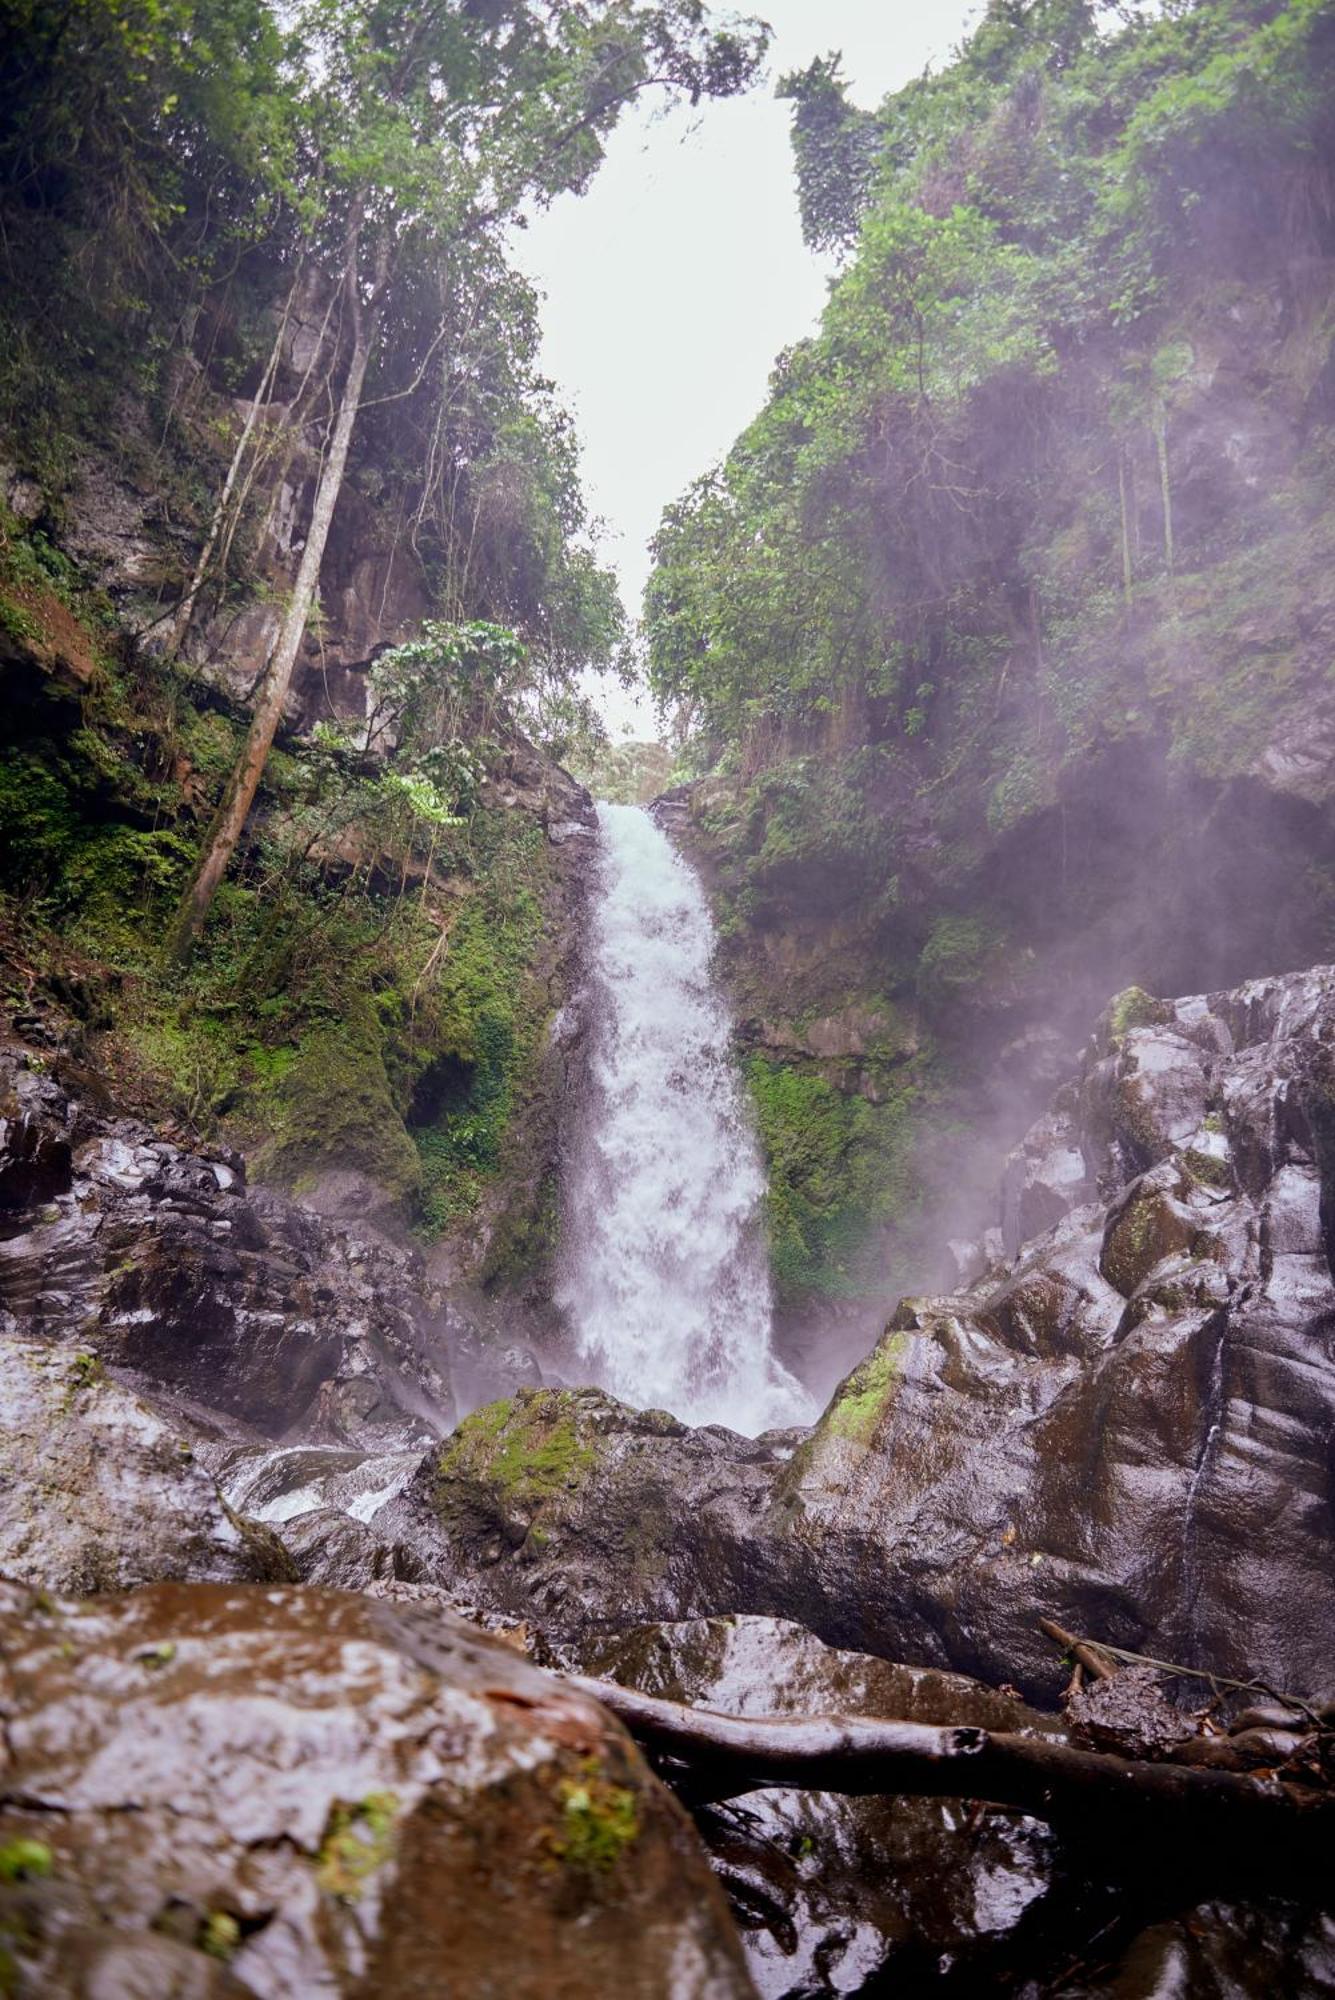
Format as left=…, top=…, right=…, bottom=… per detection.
left=571, top=1614, right=1068, bottom=1998
left=401, top=965, right=1335, bottom=1710
left=0, top=1579, right=753, bottom=1998
left=4, top=962, right=1335, bottom=1990
left=0, top=1336, right=295, bottom=1595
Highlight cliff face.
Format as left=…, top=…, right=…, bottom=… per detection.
left=651, top=61, right=1335, bottom=1376
left=0, top=327, right=598, bottom=1333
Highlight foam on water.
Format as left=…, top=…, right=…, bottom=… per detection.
left=558, top=802, right=811, bottom=1434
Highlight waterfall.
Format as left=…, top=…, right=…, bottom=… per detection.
left=558, top=802, right=811, bottom=1434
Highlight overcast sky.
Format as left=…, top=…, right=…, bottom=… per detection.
left=513, top=1, right=980, bottom=736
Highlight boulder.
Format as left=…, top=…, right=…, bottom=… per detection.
left=380, top=1387, right=781, bottom=1633
left=0, top=1046, right=456, bottom=1449
left=0, top=1579, right=754, bottom=1999
left=0, top=1337, right=293, bottom=1594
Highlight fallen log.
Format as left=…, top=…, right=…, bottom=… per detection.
left=569, top=1674, right=1335, bottom=1877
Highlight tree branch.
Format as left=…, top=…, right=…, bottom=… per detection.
left=568, top=1675, right=1335, bottom=1874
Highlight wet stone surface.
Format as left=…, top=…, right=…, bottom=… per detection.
left=414, top=968, right=1335, bottom=1715
left=0, top=1580, right=755, bottom=1999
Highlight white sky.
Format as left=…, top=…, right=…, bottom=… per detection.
left=514, top=1, right=980, bottom=737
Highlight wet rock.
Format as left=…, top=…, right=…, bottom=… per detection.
left=1001, top=1107, right=1091, bottom=1256
left=0, top=1579, right=754, bottom=1999
left=570, top=1613, right=1067, bottom=1998
left=1055, top=1899, right=1335, bottom=1998
left=0, top=1058, right=75, bottom=1209
left=0, top=1337, right=291, bottom=1593
left=414, top=967, right=1335, bottom=1711
left=0, top=1045, right=457, bottom=1450
left=382, top=1387, right=780, bottom=1633
left=275, top=1509, right=402, bottom=1589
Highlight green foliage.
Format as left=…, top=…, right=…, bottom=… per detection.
left=552, top=1764, right=640, bottom=1874
left=315, top=1793, right=399, bottom=1902
left=917, top=914, right=1010, bottom=1004
left=778, top=53, right=880, bottom=253
left=647, top=0, right=1335, bottom=786
left=746, top=1057, right=918, bottom=1302
left=570, top=738, right=674, bottom=806
left=735, top=753, right=901, bottom=919
left=0, top=572, right=562, bottom=1272
left=404, top=826, right=549, bottom=1235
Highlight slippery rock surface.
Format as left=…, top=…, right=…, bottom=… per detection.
left=0, top=1046, right=455, bottom=1450
left=784, top=967, right=1335, bottom=1697
left=409, top=967, right=1335, bottom=1707
left=572, top=1614, right=1066, bottom=1999
left=0, top=1580, right=754, bottom=2000
left=0, top=1337, right=293, bottom=1594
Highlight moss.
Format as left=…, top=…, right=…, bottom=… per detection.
left=0, top=1844, right=51, bottom=1885
left=1100, top=1185, right=1196, bottom=1297
left=398, top=824, right=553, bottom=1239
left=199, top=1911, right=241, bottom=1962
left=551, top=1764, right=640, bottom=1874
left=250, top=1009, right=420, bottom=1200
left=436, top=1392, right=597, bottom=1520
left=315, top=1792, right=399, bottom=1901
left=1107, top=986, right=1171, bottom=1041
left=736, top=754, right=892, bottom=912
left=917, top=913, right=1010, bottom=1005
left=62, top=1351, right=104, bottom=1405
left=1180, top=1146, right=1232, bottom=1190
left=480, top=1170, right=560, bottom=1290
left=746, top=1055, right=919, bottom=1303
left=822, top=1332, right=909, bottom=1446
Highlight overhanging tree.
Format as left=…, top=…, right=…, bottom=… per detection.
left=169, top=0, right=766, bottom=962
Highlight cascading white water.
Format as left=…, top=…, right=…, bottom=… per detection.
left=558, top=802, right=811, bottom=1434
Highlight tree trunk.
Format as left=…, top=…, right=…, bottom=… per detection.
left=168, top=243, right=380, bottom=965
left=571, top=1676, right=1335, bottom=1881
left=163, top=264, right=303, bottom=660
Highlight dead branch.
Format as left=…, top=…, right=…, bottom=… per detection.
left=1039, top=1618, right=1118, bottom=1682
left=569, top=1675, right=1335, bottom=1875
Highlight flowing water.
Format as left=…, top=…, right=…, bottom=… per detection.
left=558, top=802, right=811, bottom=1434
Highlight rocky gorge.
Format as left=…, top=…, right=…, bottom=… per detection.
left=4, top=947, right=1335, bottom=1991
left=4, top=0, right=1335, bottom=1992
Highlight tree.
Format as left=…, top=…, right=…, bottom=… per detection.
left=777, top=53, right=879, bottom=255
left=168, top=0, right=766, bottom=961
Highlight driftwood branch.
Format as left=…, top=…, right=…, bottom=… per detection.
left=569, top=1675, right=1335, bottom=1878
left=1039, top=1617, right=1117, bottom=1682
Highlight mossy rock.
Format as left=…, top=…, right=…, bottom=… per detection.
left=745, top=1055, right=920, bottom=1305
left=1103, top=987, right=1174, bottom=1046
left=435, top=1389, right=600, bottom=1547
left=250, top=1013, right=419, bottom=1202
left=1099, top=1184, right=1197, bottom=1298
left=820, top=1331, right=910, bottom=1448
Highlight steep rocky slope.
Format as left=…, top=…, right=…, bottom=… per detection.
left=5, top=956, right=1335, bottom=1993
left=384, top=964, right=1335, bottom=1707
left=645, top=0, right=1335, bottom=1368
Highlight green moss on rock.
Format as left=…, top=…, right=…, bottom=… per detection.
left=822, top=1332, right=909, bottom=1447
left=551, top=1764, right=640, bottom=1875
left=436, top=1391, right=598, bottom=1528
left=745, top=1056, right=918, bottom=1303
left=315, top=1792, right=400, bottom=1901
left=251, top=1011, right=420, bottom=1200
